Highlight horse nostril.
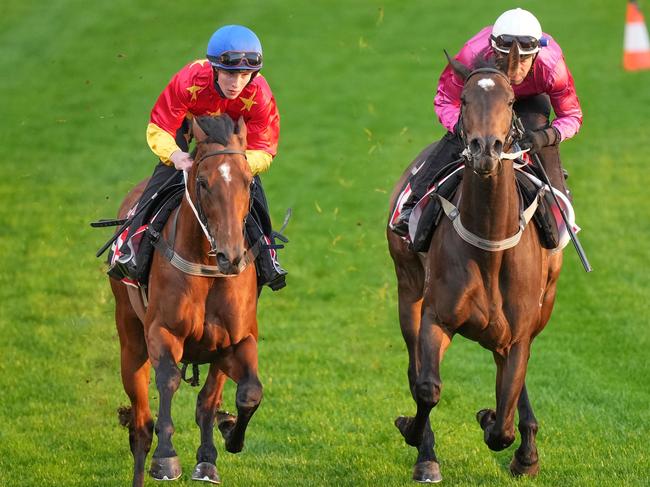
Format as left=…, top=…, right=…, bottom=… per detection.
left=469, top=138, right=482, bottom=156
left=216, top=252, right=231, bottom=269
left=493, top=139, right=503, bottom=155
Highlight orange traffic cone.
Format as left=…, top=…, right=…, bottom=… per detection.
left=624, top=0, right=650, bottom=70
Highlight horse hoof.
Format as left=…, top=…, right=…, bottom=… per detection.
left=150, top=456, right=182, bottom=481
left=394, top=416, right=421, bottom=447
left=413, top=460, right=442, bottom=483
left=192, top=462, right=221, bottom=484
left=225, top=437, right=244, bottom=454
left=476, top=408, right=495, bottom=429
left=510, top=456, right=539, bottom=477
left=216, top=411, right=236, bottom=437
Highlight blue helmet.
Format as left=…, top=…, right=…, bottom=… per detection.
left=206, top=25, right=263, bottom=71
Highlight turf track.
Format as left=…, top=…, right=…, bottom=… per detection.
left=0, top=1, right=648, bottom=485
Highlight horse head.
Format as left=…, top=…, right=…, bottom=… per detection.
left=189, top=115, right=252, bottom=275
left=447, top=47, right=518, bottom=176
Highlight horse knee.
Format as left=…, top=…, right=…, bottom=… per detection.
left=155, top=361, right=181, bottom=393
left=414, top=379, right=441, bottom=408
left=236, top=377, right=263, bottom=410
left=129, top=419, right=154, bottom=456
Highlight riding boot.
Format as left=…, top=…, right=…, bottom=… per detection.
left=245, top=176, right=288, bottom=291
left=536, top=144, right=571, bottom=201
left=256, top=243, right=288, bottom=291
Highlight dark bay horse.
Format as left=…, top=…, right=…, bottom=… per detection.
left=111, top=115, right=262, bottom=486
left=387, top=50, right=563, bottom=482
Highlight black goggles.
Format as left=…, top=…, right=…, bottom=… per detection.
left=211, top=51, right=263, bottom=69
left=491, top=34, right=539, bottom=53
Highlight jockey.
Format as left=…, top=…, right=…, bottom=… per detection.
left=392, top=8, right=582, bottom=237
left=110, top=24, right=287, bottom=291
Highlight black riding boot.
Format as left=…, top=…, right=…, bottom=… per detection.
left=246, top=177, right=288, bottom=291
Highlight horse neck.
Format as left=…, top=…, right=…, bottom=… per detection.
left=459, top=162, right=520, bottom=242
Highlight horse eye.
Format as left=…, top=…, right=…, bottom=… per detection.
left=197, top=177, right=209, bottom=189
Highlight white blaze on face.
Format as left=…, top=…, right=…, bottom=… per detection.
left=478, top=78, right=496, bottom=91
left=218, top=163, right=232, bottom=183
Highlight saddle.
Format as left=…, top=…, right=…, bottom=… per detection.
left=397, top=160, right=560, bottom=253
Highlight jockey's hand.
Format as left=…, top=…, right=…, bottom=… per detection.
left=520, top=127, right=560, bottom=154
left=169, top=150, right=193, bottom=171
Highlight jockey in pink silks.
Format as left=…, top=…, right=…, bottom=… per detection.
left=392, top=8, right=583, bottom=237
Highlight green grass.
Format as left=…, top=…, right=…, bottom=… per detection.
left=1, top=0, right=649, bottom=486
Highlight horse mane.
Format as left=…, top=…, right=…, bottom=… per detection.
left=195, top=115, right=235, bottom=146
left=472, top=55, right=499, bottom=71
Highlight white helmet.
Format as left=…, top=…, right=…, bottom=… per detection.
left=491, top=8, right=543, bottom=55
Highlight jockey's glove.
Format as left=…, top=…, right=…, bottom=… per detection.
left=170, top=150, right=194, bottom=171
left=520, top=127, right=561, bottom=154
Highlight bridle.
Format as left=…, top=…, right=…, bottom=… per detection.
left=186, top=143, right=248, bottom=255
left=147, top=143, right=261, bottom=278
left=456, top=67, right=526, bottom=166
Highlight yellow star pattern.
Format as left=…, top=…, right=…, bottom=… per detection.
left=240, top=94, right=257, bottom=112
left=190, top=59, right=209, bottom=68
left=207, top=109, right=222, bottom=116
left=186, top=84, right=203, bottom=102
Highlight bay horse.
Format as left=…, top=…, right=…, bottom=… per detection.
left=111, top=115, right=262, bottom=486
left=387, top=49, right=563, bottom=482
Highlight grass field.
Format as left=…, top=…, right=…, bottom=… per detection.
left=1, top=1, right=649, bottom=486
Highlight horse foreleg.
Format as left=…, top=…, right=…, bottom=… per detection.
left=401, top=311, right=451, bottom=445
left=510, top=383, right=540, bottom=476
left=191, top=364, right=227, bottom=484
left=477, top=342, right=531, bottom=452
left=113, top=286, right=154, bottom=487
left=148, top=327, right=184, bottom=481
left=392, top=269, right=442, bottom=482
left=217, top=335, right=263, bottom=454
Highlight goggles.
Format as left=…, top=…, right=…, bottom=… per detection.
left=491, top=35, right=540, bottom=55
left=209, top=51, right=263, bottom=69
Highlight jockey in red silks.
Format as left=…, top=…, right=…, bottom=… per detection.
left=392, top=8, right=583, bottom=237
left=110, top=25, right=287, bottom=291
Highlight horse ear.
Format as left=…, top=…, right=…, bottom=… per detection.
left=234, top=116, right=247, bottom=146
left=192, top=117, right=208, bottom=142
left=444, top=49, right=471, bottom=81
left=506, top=43, right=520, bottom=81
